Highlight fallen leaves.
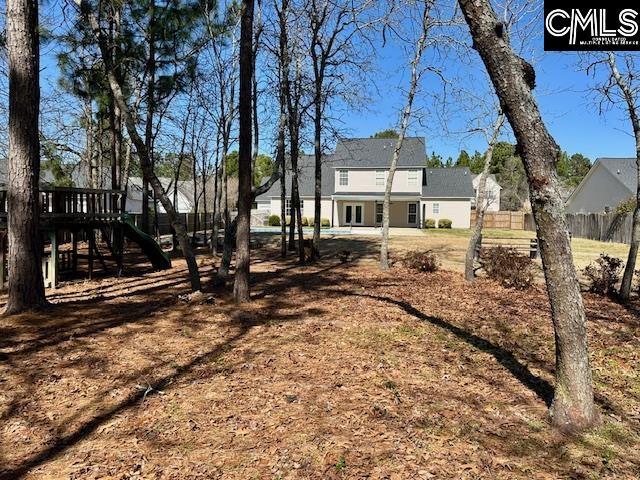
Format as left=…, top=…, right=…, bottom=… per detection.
left=0, top=253, right=638, bottom=479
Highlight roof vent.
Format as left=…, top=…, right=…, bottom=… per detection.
left=617, top=169, right=621, bottom=174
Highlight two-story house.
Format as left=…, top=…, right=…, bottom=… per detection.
left=255, top=137, right=474, bottom=228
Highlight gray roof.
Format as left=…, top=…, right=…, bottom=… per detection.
left=254, top=154, right=336, bottom=200
left=422, top=167, right=474, bottom=198
left=596, top=158, right=637, bottom=192
left=333, top=137, right=426, bottom=167
left=256, top=137, right=427, bottom=200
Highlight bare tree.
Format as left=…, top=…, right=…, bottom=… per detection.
left=585, top=53, right=640, bottom=300
left=5, top=0, right=48, bottom=314
left=77, top=0, right=202, bottom=292
left=458, top=0, right=599, bottom=431
left=380, top=0, right=432, bottom=270
left=282, top=16, right=307, bottom=263
left=203, top=5, right=240, bottom=278
left=464, top=112, right=504, bottom=281
left=275, top=0, right=290, bottom=258
left=305, top=0, right=373, bottom=259
left=233, top=0, right=255, bottom=303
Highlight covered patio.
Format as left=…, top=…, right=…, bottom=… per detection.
left=331, top=194, right=421, bottom=228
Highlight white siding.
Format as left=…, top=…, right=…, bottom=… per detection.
left=256, top=200, right=270, bottom=211
left=472, top=175, right=501, bottom=212
left=420, top=199, right=471, bottom=229
left=269, top=197, right=333, bottom=225
left=334, top=168, right=422, bottom=193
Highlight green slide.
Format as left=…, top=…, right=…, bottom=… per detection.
left=121, top=214, right=171, bottom=270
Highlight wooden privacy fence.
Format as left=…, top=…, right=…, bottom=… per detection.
left=524, top=213, right=634, bottom=244
left=471, top=210, right=525, bottom=230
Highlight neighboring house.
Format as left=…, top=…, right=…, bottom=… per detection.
left=472, top=174, right=501, bottom=212
left=126, top=177, right=196, bottom=214
left=566, top=158, right=637, bottom=214
left=255, top=137, right=474, bottom=228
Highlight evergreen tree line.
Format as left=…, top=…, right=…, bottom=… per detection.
left=374, top=130, right=592, bottom=211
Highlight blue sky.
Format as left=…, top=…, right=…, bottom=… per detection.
left=335, top=15, right=637, bottom=163
left=36, top=0, right=638, bottom=164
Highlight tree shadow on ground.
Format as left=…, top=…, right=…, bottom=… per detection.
left=344, top=290, right=554, bottom=406
left=2, top=239, right=633, bottom=478
left=0, top=255, right=345, bottom=479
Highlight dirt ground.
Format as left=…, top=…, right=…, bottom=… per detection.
left=0, top=239, right=639, bottom=479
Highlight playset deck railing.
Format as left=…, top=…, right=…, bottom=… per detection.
left=0, top=187, right=127, bottom=223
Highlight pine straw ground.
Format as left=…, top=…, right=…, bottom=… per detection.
left=0, top=244, right=639, bottom=479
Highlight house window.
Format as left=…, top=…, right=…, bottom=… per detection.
left=285, top=198, right=304, bottom=216
left=376, top=202, right=383, bottom=223
left=432, top=203, right=440, bottom=214
left=376, top=170, right=385, bottom=186
left=408, top=203, right=417, bottom=224
left=408, top=170, right=418, bottom=186
left=339, top=170, right=349, bottom=186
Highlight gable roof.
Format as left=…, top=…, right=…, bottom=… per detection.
left=255, top=137, right=428, bottom=200
left=566, top=157, right=636, bottom=207
left=595, top=158, right=636, bottom=192
left=423, top=167, right=474, bottom=198
left=333, top=137, right=426, bottom=167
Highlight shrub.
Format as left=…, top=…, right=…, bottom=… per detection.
left=285, top=215, right=292, bottom=226
left=402, top=250, right=439, bottom=273
left=615, top=197, right=636, bottom=214
left=423, top=218, right=436, bottom=229
left=438, top=218, right=452, bottom=229
left=307, top=216, right=315, bottom=226
left=301, top=216, right=309, bottom=226
left=480, top=246, right=534, bottom=290
left=267, top=215, right=281, bottom=226
left=583, top=254, right=624, bottom=296
left=321, top=218, right=330, bottom=228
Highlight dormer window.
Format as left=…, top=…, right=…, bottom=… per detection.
left=408, top=170, right=418, bottom=186
left=375, top=170, right=385, bottom=186
left=339, top=170, right=349, bottom=186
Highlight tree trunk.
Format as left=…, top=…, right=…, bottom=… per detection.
left=465, top=113, right=504, bottom=281
left=280, top=157, right=287, bottom=257
left=211, top=157, right=220, bottom=254
left=217, top=217, right=237, bottom=284
left=380, top=2, right=430, bottom=270
left=311, top=95, right=322, bottom=260
left=458, top=0, right=598, bottom=432
left=121, top=139, right=132, bottom=194
left=277, top=0, right=290, bottom=259
left=288, top=197, right=296, bottom=251
left=5, top=0, right=47, bottom=314
left=78, top=0, right=201, bottom=292
left=141, top=3, right=156, bottom=235
left=84, top=97, right=95, bottom=189
left=233, top=0, right=254, bottom=303
left=621, top=216, right=640, bottom=299
left=108, top=9, right=122, bottom=194
left=287, top=92, right=304, bottom=262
